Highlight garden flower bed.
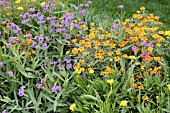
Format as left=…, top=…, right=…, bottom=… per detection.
left=0, top=0, right=170, bottom=112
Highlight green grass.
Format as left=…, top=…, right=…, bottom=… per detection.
left=65, top=0, right=170, bottom=29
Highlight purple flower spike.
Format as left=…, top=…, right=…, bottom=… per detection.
left=35, top=70, right=39, bottom=75
left=141, top=41, right=146, bottom=45
left=65, top=34, right=71, bottom=39
left=85, top=4, right=89, bottom=7
left=2, top=21, right=6, bottom=25
left=114, top=20, right=120, bottom=23
left=36, top=83, right=42, bottom=89
left=64, top=58, right=71, bottom=63
left=118, top=5, right=123, bottom=9
left=66, top=63, right=72, bottom=70
left=7, top=71, right=13, bottom=77
left=2, top=109, right=7, bottom=113
left=87, top=1, right=92, bottom=4
left=75, top=7, right=78, bottom=10
left=0, top=62, right=3, bottom=67
left=79, top=10, right=87, bottom=14
left=45, top=37, right=50, bottom=42
left=131, top=46, right=137, bottom=51
left=51, top=86, right=61, bottom=92
left=42, top=43, right=47, bottom=49
left=18, top=85, right=25, bottom=97
left=80, top=4, right=84, bottom=7
left=49, top=29, right=53, bottom=33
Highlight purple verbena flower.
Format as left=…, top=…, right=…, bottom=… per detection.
left=0, top=62, right=3, bottom=67
left=31, top=42, right=37, bottom=47
left=85, top=4, right=89, bottom=7
left=13, top=30, right=18, bottom=34
left=80, top=4, right=84, bottom=7
left=118, top=5, right=123, bottom=9
left=27, top=33, right=33, bottom=39
left=2, top=109, right=7, bottom=113
left=1, top=21, right=6, bottom=25
left=51, top=86, right=61, bottom=92
left=50, top=61, right=57, bottom=65
left=7, top=71, right=13, bottom=77
left=36, top=83, right=42, bottom=89
left=35, top=45, right=40, bottom=49
left=141, top=41, right=146, bottom=45
left=35, top=70, right=39, bottom=74
left=42, top=43, right=47, bottom=49
left=87, top=1, right=92, bottom=4
left=39, top=36, right=44, bottom=42
left=131, top=46, right=137, bottom=51
left=114, top=20, right=120, bottom=23
left=45, top=37, right=50, bottom=42
left=6, top=43, right=11, bottom=48
left=64, top=58, right=71, bottom=63
left=75, top=7, right=78, bottom=10
left=65, top=34, right=71, bottom=39
left=66, top=63, right=72, bottom=70
left=18, top=85, right=25, bottom=97
left=79, top=10, right=87, bottom=14
left=49, top=29, right=53, bottom=33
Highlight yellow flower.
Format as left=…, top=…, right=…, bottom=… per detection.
left=75, top=69, right=81, bottom=74
left=110, top=58, right=113, bottom=62
left=90, top=22, right=95, bottom=26
left=140, top=65, right=145, bottom=70
left=72, top=39, right=77, bottom=43
left=80, top=68, right=85, bottom=72
left=165, top=31, right=170, bottom=36
left=88, top=68, right=94, bottom=74
left=116, top=50, right=121, bottom=55
left=167, top=84, right=170, bottom=90
left=136, top=10, right=141, bottom=13
left=107, top=79, right=114, bottom=85
left=70, top=103, right=76, bottom=112
left=72, top=48, right=78, bottom=54
left=107, top=51, right=113, bottom=56
left=66, top=50, right=70, bottom=54
left=140, top=6, right=145, bottom=11
left=125, top=19, right=130, bottom=22
left=147, top=47, right=153, bottom=52
left=40, top=2, right=46, bottom=6
left=123, top=54, right=128, bottom=58
left=120, top=100, right=128, bottom=106
left=31, top=0, right=36, bottom=2
left=129, top=56, right=136, bottom=59
left=156, top=43, right=161, bottom=47
left=79, top=60, right=84, bottom=64
left=15, top=0, right=21, bottom=4
left=17, top=7, right=24, bottom=10
left=142, top=95, right=149, bottom=100
left=85, top=42, right=91, bottom=48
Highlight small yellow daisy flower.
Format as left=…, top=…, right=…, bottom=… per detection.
left=40, top=2, right=46, bottom=6
left=17, top=7, right=24, bottom=10
left=106, top=79, right=114, bottom=85
left=120, top=100, right=128, bottom=106
left=70, top=103, right=76, bottom=112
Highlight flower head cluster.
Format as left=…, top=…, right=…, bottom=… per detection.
left=51, top=86, right=61, bottom=93
left=18, top=86, right=25, bottom=97
left=7, top=71, right=13, bottom=77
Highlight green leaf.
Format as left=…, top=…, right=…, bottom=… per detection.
left=83, top=95, right=97, bottom=101
left=120, top=44, right=133, bottom=51
left=43, top=94, right=54, bottom=103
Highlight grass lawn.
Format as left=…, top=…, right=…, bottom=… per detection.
left=65, top=0, right=170, bottom=29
